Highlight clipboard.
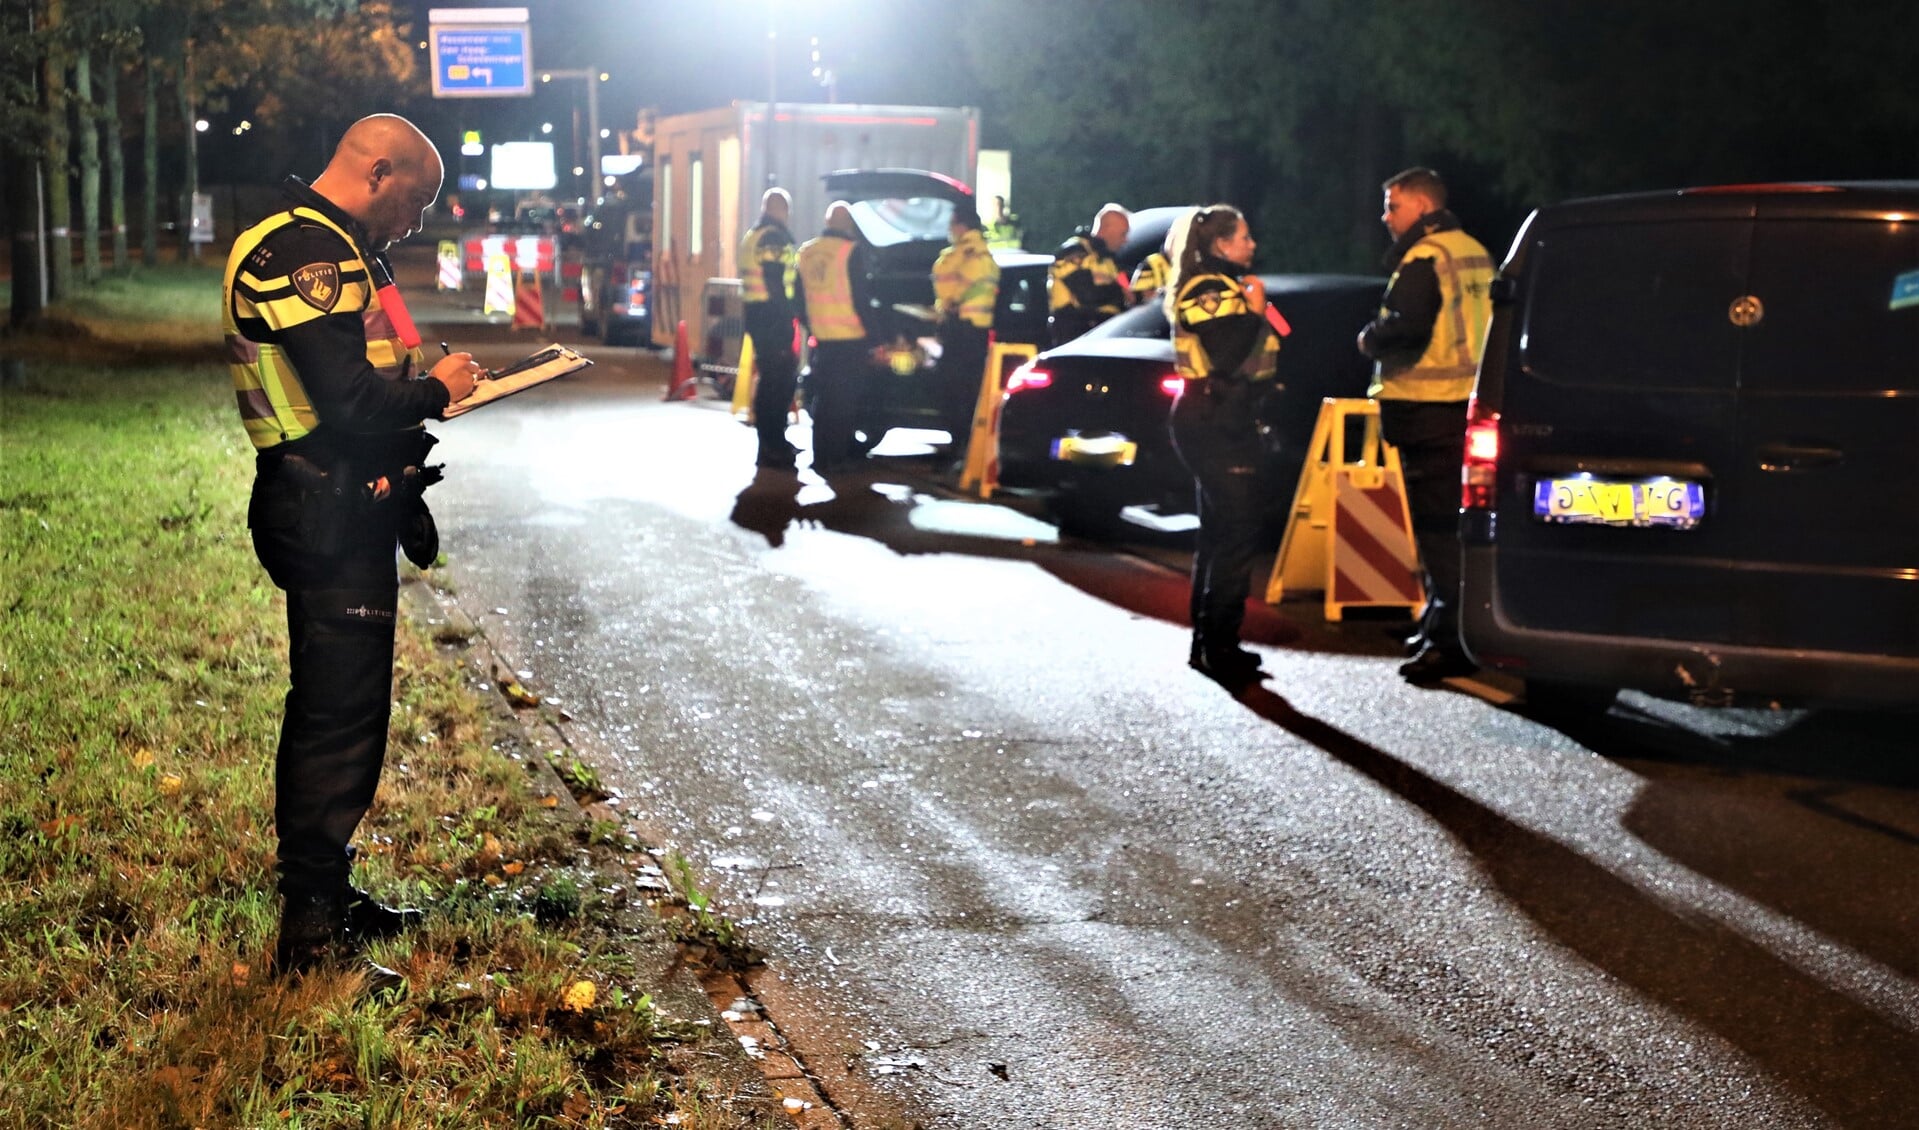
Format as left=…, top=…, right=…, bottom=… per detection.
left=441, top=344, right=594, bottom=418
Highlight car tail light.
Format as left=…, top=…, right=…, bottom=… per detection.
left=1462, top=401, right=1500, bottom=511
left=1159, top=374, right=1185, bottom=398
left=1005, top=364, right=1052, bottom=395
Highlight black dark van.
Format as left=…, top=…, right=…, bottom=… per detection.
left=1460, top=182, right=1919, bottom=712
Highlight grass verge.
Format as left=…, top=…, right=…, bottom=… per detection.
left=0, top=269, right=780, bottom=1129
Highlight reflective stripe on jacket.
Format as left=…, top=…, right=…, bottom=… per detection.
left=797, top=234, right=865, bottom=341
left=1172, top=271, right=1279, bottom=381
left=933, top=229, right=1000, bottom=329
left=222, top=206, right=421, bottom=449
left=1369, top=228, right=1494, bottom=401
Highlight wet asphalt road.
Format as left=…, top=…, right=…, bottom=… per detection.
left=414, top=262, right=1917, bottom=1129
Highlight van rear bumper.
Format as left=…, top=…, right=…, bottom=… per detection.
left=1459, top=548, right=1919, bottom=710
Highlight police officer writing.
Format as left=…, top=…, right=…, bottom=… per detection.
left=1356, top=167, right=1494, bottom=684
left=222, top=114, right=480, bottom=984
left=1048, top=203, right=1130, bottom=345
left=1168, top=205, right=1280, bottom=685
left=739, top=187, right=801, bottom=470
left=930, top=205, right=1001, bottom=457
left=793, top=201, right=876, bottom=474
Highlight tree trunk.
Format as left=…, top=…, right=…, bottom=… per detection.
left=76, top=48, right=101, bottom=285
left=5, top=147, right=49, bottom=330
left=178, top=41, right=197, bottom=261
left=142, top=49, right=158, bottom=265
left=44, top=0, right=72, bottom=301
left=102, top=46, right=128, bottom=272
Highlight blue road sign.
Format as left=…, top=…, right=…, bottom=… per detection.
left=431, top=24, right=532, bottom=98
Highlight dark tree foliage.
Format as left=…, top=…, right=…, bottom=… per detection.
left=965, top=0, right=1919, bottom=271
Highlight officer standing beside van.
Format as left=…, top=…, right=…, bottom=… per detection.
left=1357, top=167, right=1494, bottom=684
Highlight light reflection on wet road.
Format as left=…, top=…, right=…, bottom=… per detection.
left=425, top=317, right=1917, bottom=1129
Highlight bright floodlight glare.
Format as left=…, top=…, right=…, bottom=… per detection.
left=476, top=178, right=488, bottom=191
left=600, top=128, right=610, bottom=138
left=599, top=72, right=609, bottom=82
left=573, top=166, right=584, bottom=176
left=194, top=119, right=208, bottom=132
left=541, top=122, right=553, bottom=134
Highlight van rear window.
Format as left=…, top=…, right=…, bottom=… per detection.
left=1743, top=221, right=1919, bottom=392
left=1522, top=222, right=1748, bottom=390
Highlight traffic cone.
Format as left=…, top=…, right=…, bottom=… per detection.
left=665, top=319, right=698, bottom=401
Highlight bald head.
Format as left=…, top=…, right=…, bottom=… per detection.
left=761, top=187, right=791, bottom=225
left=311, top=114, right=445, bottom=250
left=824, top=201, right=855, bottom=235
left=1093, top=203, right=1130, bottom=251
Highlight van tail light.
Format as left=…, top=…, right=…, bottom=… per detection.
left=1005, top=363, right=1053, bottom=395
left=1462, top=405, right=1500, bottom=511
left=1158, top=373, right=1185, bottom=398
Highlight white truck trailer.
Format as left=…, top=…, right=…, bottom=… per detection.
left=648, top=101, right=980, bottom=360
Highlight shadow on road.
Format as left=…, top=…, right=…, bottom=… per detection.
left=1231, top=681, right=1919, bottom=1129
left=726, top=468, right=1408, bottom=659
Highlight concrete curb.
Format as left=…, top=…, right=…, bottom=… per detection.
left=401, top=575, right=849, bottom=1128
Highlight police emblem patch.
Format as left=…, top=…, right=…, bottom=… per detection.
left=290, top=262, right=340, bottom=312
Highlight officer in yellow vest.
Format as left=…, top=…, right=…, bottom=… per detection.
left=984, top=194, right=1023, bottom=251
left=1168, top=204, right=1280, bottom=685
left=739, top=187, right=801, bottom=469
left=930, top=204, right=1001, bottom=452
left=222, top=114, right=480, bottom=983
left=1048, top=202, right=1130, bottom=345
left=793, top=201, right=877, bottom=473
left=1357, top=166, right=1494, bottom=684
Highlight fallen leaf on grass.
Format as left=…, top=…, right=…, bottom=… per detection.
left=39, top=816, right=81, bottom=836
left=562, top=980, right=596, bottom=1012
left=158, top=774, right=184, bottom=796
left=497, top=677, right=541, bottom=708
left=502, top=861, right=525, bottom=876
left=130, top=749, right=156, bottom=770
left=539, top=795, right=560, bottom=808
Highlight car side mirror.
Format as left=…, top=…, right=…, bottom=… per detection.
left=1489, top=276, right=1517, bottom=306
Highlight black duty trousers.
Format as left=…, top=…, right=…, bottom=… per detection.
left=1170, top=379, right=1266, bottom=653
left=744, top=304, right=799, bottom=459
left=1378, top=398, right=1469, bottom=655
left=251, top=467, right=400, bottom=900
left=807, top=338, right=872, bottom=470
left=935, top=320, right=991, bottom=444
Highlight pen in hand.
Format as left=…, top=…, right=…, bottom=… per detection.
left=440, top=341, right=451, bottom=357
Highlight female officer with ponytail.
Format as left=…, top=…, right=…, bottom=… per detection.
left=1167, top=204, right=1279, bottom=684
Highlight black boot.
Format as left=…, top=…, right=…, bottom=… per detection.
left=274, top=888, right=348, bottom=977
left=275, top=889, right=406, bottom=994
left=346, top=886, right=426, bottom=940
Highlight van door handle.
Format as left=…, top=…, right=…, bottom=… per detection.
left=1756, top=442, right=1844, bottom=472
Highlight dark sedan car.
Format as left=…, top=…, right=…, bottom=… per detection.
left=998, top=274, right=1385, bottom=534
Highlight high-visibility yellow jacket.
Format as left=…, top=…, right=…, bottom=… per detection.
left=932, top=228, right=1000, bottom=329
left=984, top=213, right=1022, bottom=250
left=1172, top=267, right=1278, bottom=382
left=1130, top=251, right=1171, bottom=300
left=223, top=186, right=439, bottom=450
left=1049, top=231, right=1125, bottom=318
left=1366, top=226, right=1494, bottom=401
left=796, top=233, right=866, bottom=341
left=738, top=216, right=796, bottom=308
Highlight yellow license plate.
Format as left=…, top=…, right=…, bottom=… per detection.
left=1534, top=475, right=1705, bottom=529
left=1051, top=435, right=1137, bottom=467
